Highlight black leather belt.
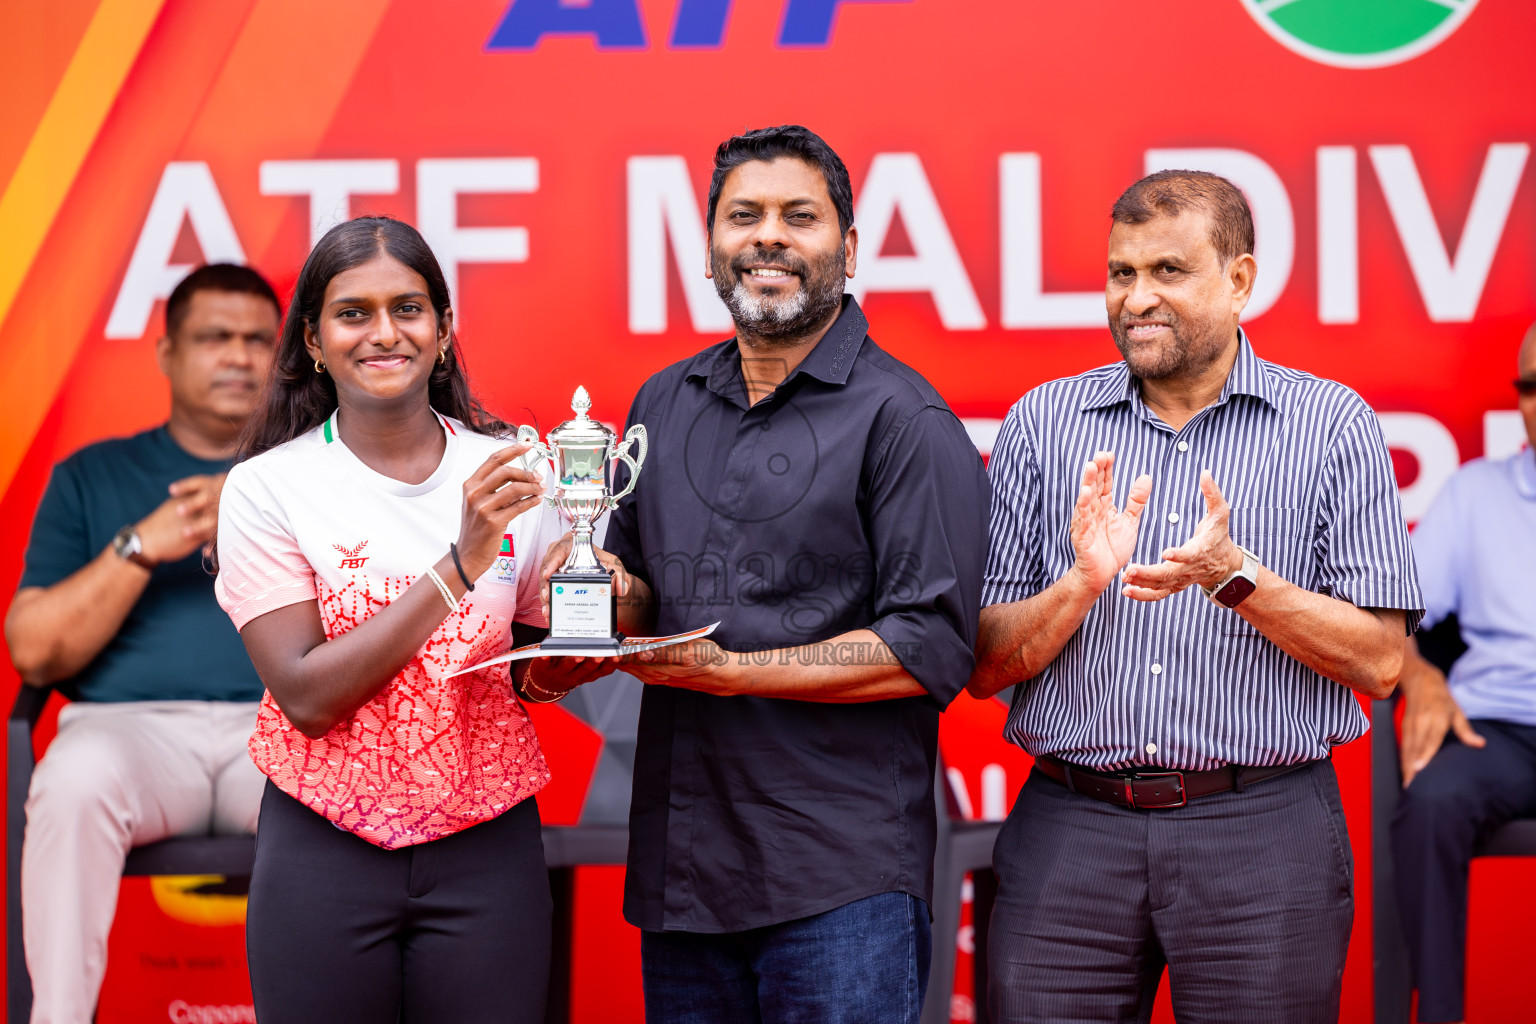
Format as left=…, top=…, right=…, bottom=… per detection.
left=1036, top=754, right=1314, bottom=810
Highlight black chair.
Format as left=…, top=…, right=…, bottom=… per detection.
left=539, top=824, right=628, bottom=1024
left=923, top=760, right=1003, bottom=1024
left=1371, top=617, right=1536, bottom=1024
left=6, top=685, right=627, bottom=1024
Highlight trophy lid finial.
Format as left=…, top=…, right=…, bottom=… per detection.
left=548, top=385, right=612, bottom=445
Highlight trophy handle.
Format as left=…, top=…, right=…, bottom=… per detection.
left=607, top=424, right=648, bottom=506
left=514, top=425, right=558, bottom=508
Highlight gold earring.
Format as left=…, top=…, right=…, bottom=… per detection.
left=314, top=358, right=326, bottom=373
left=437, top=348, right=446, bottom=366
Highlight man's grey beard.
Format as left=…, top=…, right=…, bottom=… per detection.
left=714, top=244, right=846, bottom=345
left=1108, top=310, right=1229, bottom=381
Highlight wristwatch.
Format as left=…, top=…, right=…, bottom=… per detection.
left=1203, top=545, right=1260, bottom=608
left=111, top=524, right=155, bottom=570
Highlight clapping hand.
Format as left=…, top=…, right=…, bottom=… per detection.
left=1067, top=451, right=1152, bottom=593
left=1121, top=470, right=1242, bottom=602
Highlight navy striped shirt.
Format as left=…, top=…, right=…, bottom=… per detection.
left=982, top=332, right=1423, bottom=771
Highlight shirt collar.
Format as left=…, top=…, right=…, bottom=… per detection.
left=323, top=407, right=456, bottom=443
left=684, top=294, right=870, bottom=399
left=790, top=295, right=868, bottom=385
left=1080, top=328, right=1277, bottom=412
left=1222, top=329, right=1277, bottom=407
left=1515, top=445, right=1536, bottom=500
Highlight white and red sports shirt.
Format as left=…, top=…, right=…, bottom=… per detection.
left=215, top=411, right=564, bottom=849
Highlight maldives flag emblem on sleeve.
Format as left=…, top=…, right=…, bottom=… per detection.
left=494, top=533, right=516, bottom=583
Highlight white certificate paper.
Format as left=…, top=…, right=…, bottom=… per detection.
left=448, top=621, right=720, bottom=678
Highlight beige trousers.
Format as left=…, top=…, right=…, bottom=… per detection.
left=21, top=699, right=264, bottom=1024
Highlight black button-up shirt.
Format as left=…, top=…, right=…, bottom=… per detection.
left=608, top=296, right=990, bottom=933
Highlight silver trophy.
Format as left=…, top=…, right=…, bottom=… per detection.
left=518, top=386, right=647, bottom=651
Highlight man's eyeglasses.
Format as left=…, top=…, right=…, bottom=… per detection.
left=1517, top=378, right=1536, bottom=398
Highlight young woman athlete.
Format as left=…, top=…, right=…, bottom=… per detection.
left=216, top=216, right=595, bottom=1023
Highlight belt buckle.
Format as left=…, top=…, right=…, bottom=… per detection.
left=1125, top=770, right=1187, bottom=809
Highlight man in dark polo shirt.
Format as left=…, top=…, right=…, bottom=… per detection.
left=4, top=264, right=278, bottom=1024
left=544, top=125, right=988, bottom=1023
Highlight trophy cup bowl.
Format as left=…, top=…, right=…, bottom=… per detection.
left=518, top=386, right=646, bottom=652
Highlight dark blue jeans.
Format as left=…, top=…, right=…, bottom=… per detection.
left=640, top=891, right=932, bottom=1024
left=1391, top=719, right=1536, bottom=1023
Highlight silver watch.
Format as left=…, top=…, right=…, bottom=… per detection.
left=112, top=524, right=153, bottom=569
left=1203, top=545, right=1259, bottom=608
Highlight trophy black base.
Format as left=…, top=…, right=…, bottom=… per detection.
left=545, top=569, right=622, bottom=654
left=536, top=633, right=626, bottom=656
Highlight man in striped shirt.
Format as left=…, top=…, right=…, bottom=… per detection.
left=970, top=170, right=1422, bottom=1023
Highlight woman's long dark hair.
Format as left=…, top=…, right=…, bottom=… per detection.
left=237, top=216, right=508, bottom=462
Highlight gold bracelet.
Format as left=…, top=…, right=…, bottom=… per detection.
left=518, top=662, right=570, bottom=704
left=423, top=566, right=458, bottom=613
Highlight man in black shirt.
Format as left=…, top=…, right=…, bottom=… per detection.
left=545, top=125, right=988, bottom=1023
left=5, top=264, right=277, bottom=1024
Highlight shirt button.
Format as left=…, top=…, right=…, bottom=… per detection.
left=1167, top=512, right=1180, bottom=524
left=1145, top=742, right=1158, bottom=756
left=1176, top=441, right=1189, bottom=452
left=1150, top=663, right=1162, bottom=675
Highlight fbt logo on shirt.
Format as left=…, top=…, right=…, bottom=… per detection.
left=494, top=533, right=516, bottom=583
left=333, top=540, right=369, bottom=570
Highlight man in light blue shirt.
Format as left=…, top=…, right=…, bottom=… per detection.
left=1392, top=326, right=1536, bottom=1024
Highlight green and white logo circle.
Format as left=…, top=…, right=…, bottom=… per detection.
left=1241, top=0, right=1480, bottom=69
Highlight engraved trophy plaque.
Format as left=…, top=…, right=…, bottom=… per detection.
left=518, top=387, right=647, bottom=654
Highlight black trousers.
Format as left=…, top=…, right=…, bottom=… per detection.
left=246, top=781, right=553, bottom=1024
left=986, top=761, right=1353, bottom=1024
left=1391, top=720, right=1536, bottom=1023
